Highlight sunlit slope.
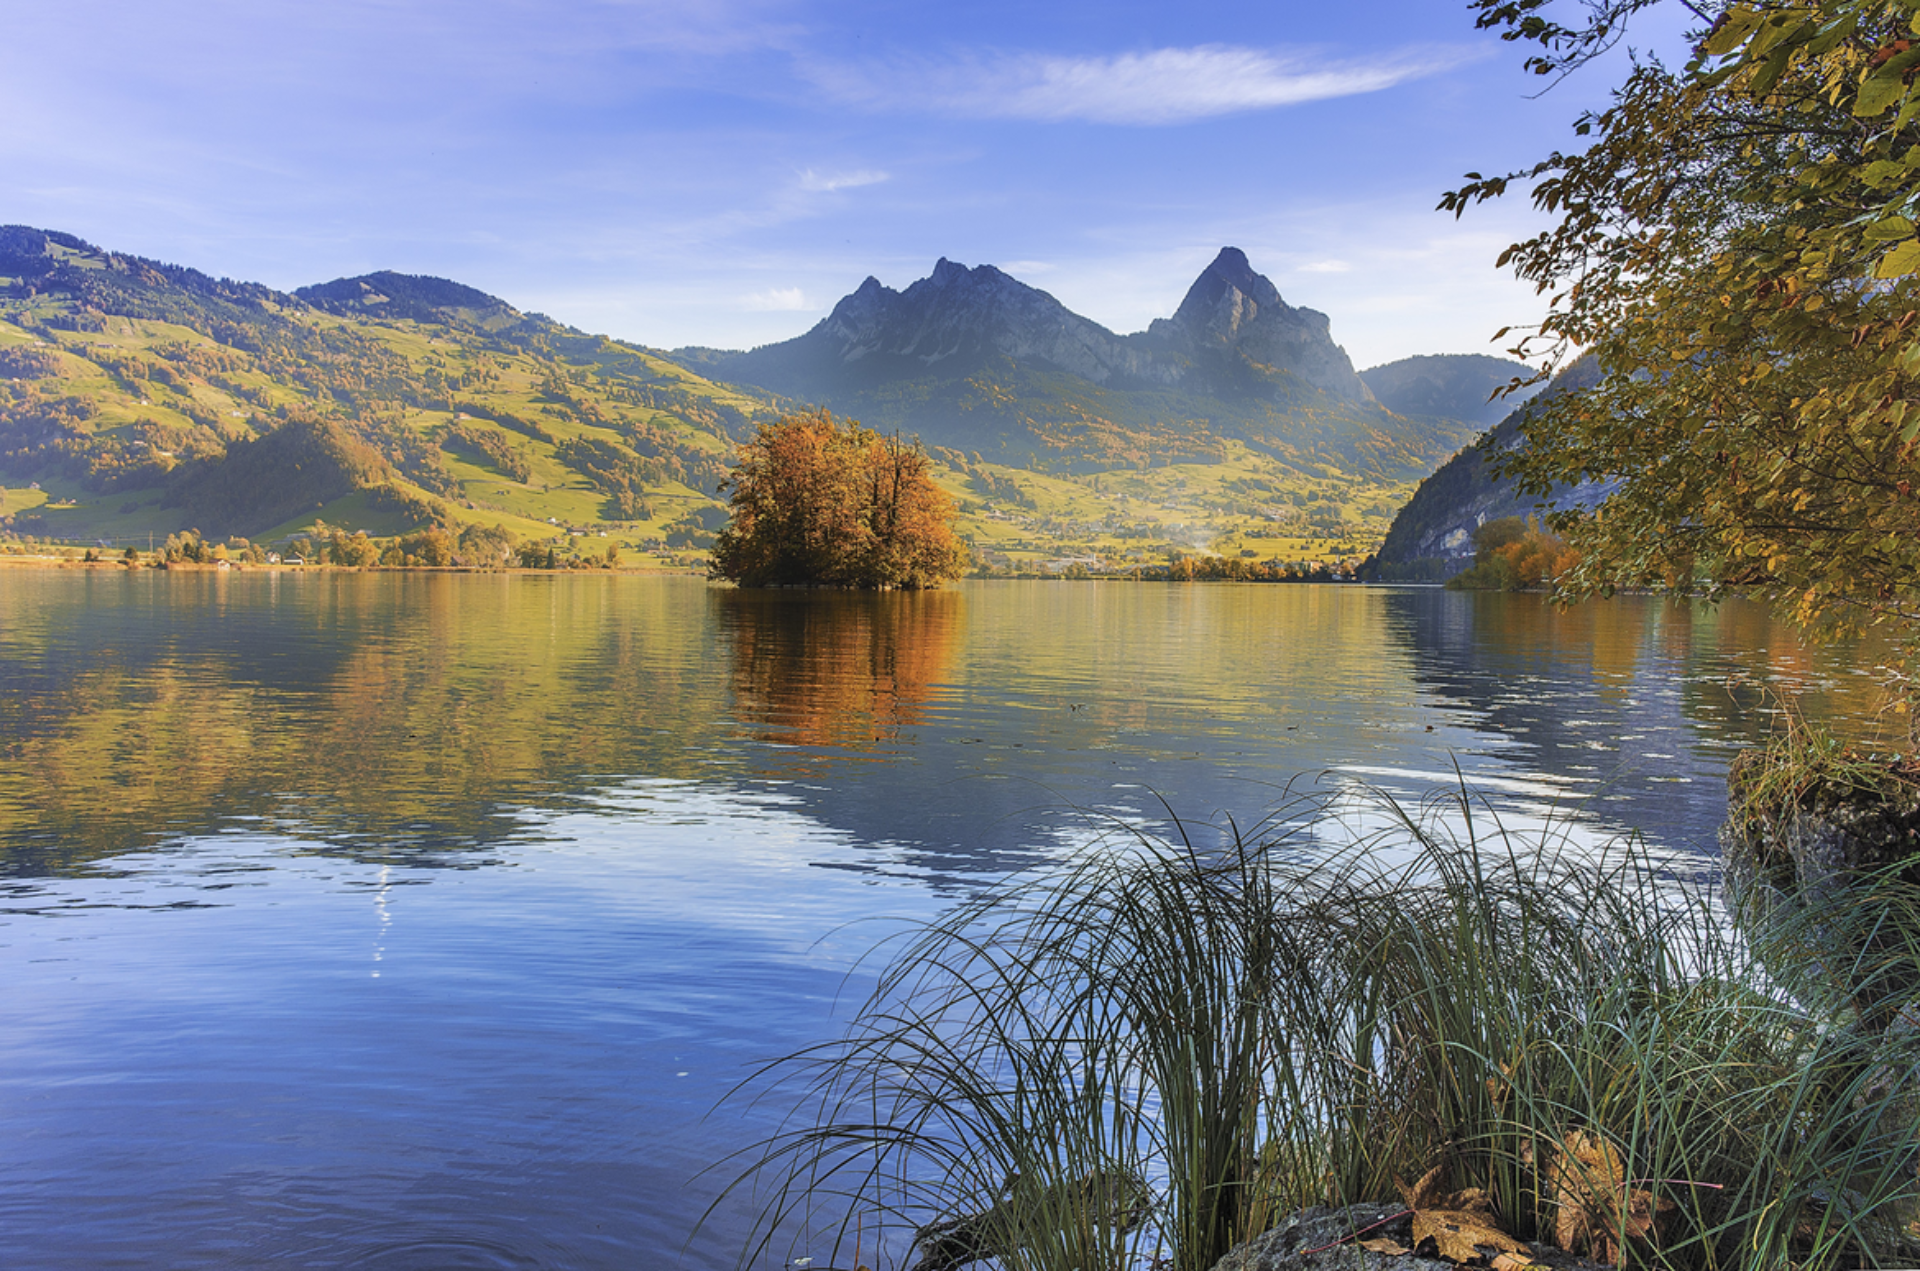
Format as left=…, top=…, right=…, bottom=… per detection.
left=0, top=227, right=775, bottom=554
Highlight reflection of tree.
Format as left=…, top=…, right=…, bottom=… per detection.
left=717, top=588, right=962, bottom=759
left=0, top=573, right=734, bottom=875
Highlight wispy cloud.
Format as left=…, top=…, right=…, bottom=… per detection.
left=806, top=44, right=1479, bottom=125
left=1297, top=259, right=1351, bottom=274
left=797, top=168, right=889, bottom=193
left=742, top=287, right=812, bottom=311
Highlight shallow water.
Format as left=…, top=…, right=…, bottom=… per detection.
left=0, top=572, right=1898, bottom=1268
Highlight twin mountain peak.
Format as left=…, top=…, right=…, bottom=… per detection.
left=718, top=247, right=1374, bottom=408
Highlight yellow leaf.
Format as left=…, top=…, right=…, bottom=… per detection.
left=1357, top=1237, right=1412, bottom=1255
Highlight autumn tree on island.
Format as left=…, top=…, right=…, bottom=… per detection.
left=709, top=411, right=967, bottom=589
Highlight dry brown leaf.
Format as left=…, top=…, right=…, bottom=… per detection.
left=1357, top=1237, right=1413, bottom=1255
left=1398, top=1161, right=1452, bottom=1211
left=1546, top=1129, right=1676, bottom=1264
left=1397, top=1160, right=1531, bottom=1265
left=1411, top=1206, right=1533, bottom=1265
left=1485, top=1061, right=1516, bottom=1113
left=1489, top=1253, right=1550, bottom=1271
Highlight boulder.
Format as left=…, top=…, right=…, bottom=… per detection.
left=1720, top=748, right=1920, bottom=1030
left=1207, top=1204, right=1612, bottom=1271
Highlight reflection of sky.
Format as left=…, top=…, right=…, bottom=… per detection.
left=0, top=782, right=933, bottom=1268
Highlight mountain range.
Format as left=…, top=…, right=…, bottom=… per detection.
left=675, top=248, right=1489, bottom=481
left=0, top=224, right=1534, bottom=570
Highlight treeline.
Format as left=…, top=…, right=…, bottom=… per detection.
left=128, top=520, right=620, bottom=572
left=1444, top=517, right=1578, bottom=592
left=1115, top=555, right=1345, bottom=583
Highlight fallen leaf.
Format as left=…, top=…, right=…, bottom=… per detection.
left=1398, top=1164, right=1531, bottom=1265
left=1398, top=1162, right=1451, bottom=1212
left=1412, top=1205, right=1533, bottom=1265
left=1358, top=1237, right=1413, bottom=1255
left=1546, top=1130, right=1677, bottom=1264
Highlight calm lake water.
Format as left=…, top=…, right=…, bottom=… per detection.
left=0, top=571, right=1901, bottom=1269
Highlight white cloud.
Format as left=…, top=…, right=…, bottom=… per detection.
left=807, top=44, right=1480, bottom=125
left=797, top=168, right=890, bottom=193
left=742, top=287, right=812, bottom=311
left=1297, top=259, right=1351, bottom=274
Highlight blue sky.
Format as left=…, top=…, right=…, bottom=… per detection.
left=3, top=0, right=1694, bottom=369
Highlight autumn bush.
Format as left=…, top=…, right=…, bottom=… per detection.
left=1446, top=516, right=1580, bottom=591
left=718, top=787, right=1920, bottom=1271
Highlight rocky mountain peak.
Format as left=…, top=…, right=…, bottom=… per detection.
left=1171, top=246, right=1290, bottom=345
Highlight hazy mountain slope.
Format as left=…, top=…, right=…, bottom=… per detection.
left=680, top=249, right=1479, bottom=482
left=1360, top=353, right=1540, bottom=430
left=1364, top=357, right=1609, bottom=581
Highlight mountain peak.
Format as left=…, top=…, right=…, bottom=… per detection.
left=1172, top=246, right=1287, bottom=339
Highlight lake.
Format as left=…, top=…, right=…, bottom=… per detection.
left=0, top=570, right=1900, bottom=1269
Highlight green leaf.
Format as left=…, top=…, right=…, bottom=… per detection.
left=1866, top=216, right=1915, bottom=240
left=1863, top=160, right=1908, bottom=188
left=1705, top=9, right=1761, bottom=57
left=1876, top=239, right=1920, bottom=278
left=1856, top=70, right=1910, bottom=118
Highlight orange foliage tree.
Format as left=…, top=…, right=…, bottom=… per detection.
left=1446, top=516, right=1580, bottom=591
left=710, top=411, right=967, bottom=589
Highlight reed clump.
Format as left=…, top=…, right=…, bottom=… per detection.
left=717, top=786, right=1920, bottom=1271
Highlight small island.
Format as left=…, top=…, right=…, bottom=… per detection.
left=709, top=410, right=967, bottom=590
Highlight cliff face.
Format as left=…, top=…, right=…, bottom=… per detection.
left=1146, top=247, right=1373, bottom=404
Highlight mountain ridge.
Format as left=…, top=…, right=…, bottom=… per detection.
left=670, top=249, right=1476, bottom=480
left=0, top=223, right=1539, bottom=574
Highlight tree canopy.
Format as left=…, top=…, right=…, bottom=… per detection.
left=1453, top=0, right=1920, bottom=642
left=710, top=411, right=967, bottom=590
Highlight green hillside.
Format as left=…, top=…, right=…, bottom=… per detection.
left=0, top=227, right=1464, bottom=574
left=0, top=227, right=780, bottom=566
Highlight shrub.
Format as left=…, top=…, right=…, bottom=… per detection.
left=1447, top=516, right=1580, bottom=591
left=711, top=411, right=966, bottom=590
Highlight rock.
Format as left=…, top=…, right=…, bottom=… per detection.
left=1720, top=748, right=1920, bottom=1029
left=1207, top=1204, right=1615, bottom=1271
left=1209, top=1203, right=1445, bottom=1271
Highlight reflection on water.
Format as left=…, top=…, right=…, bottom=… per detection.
left=0, top=573, right=1905, bottom=880
left=0, top=571, right=1907, bottom=1268
left=718, top=587, right=962, bottom=762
